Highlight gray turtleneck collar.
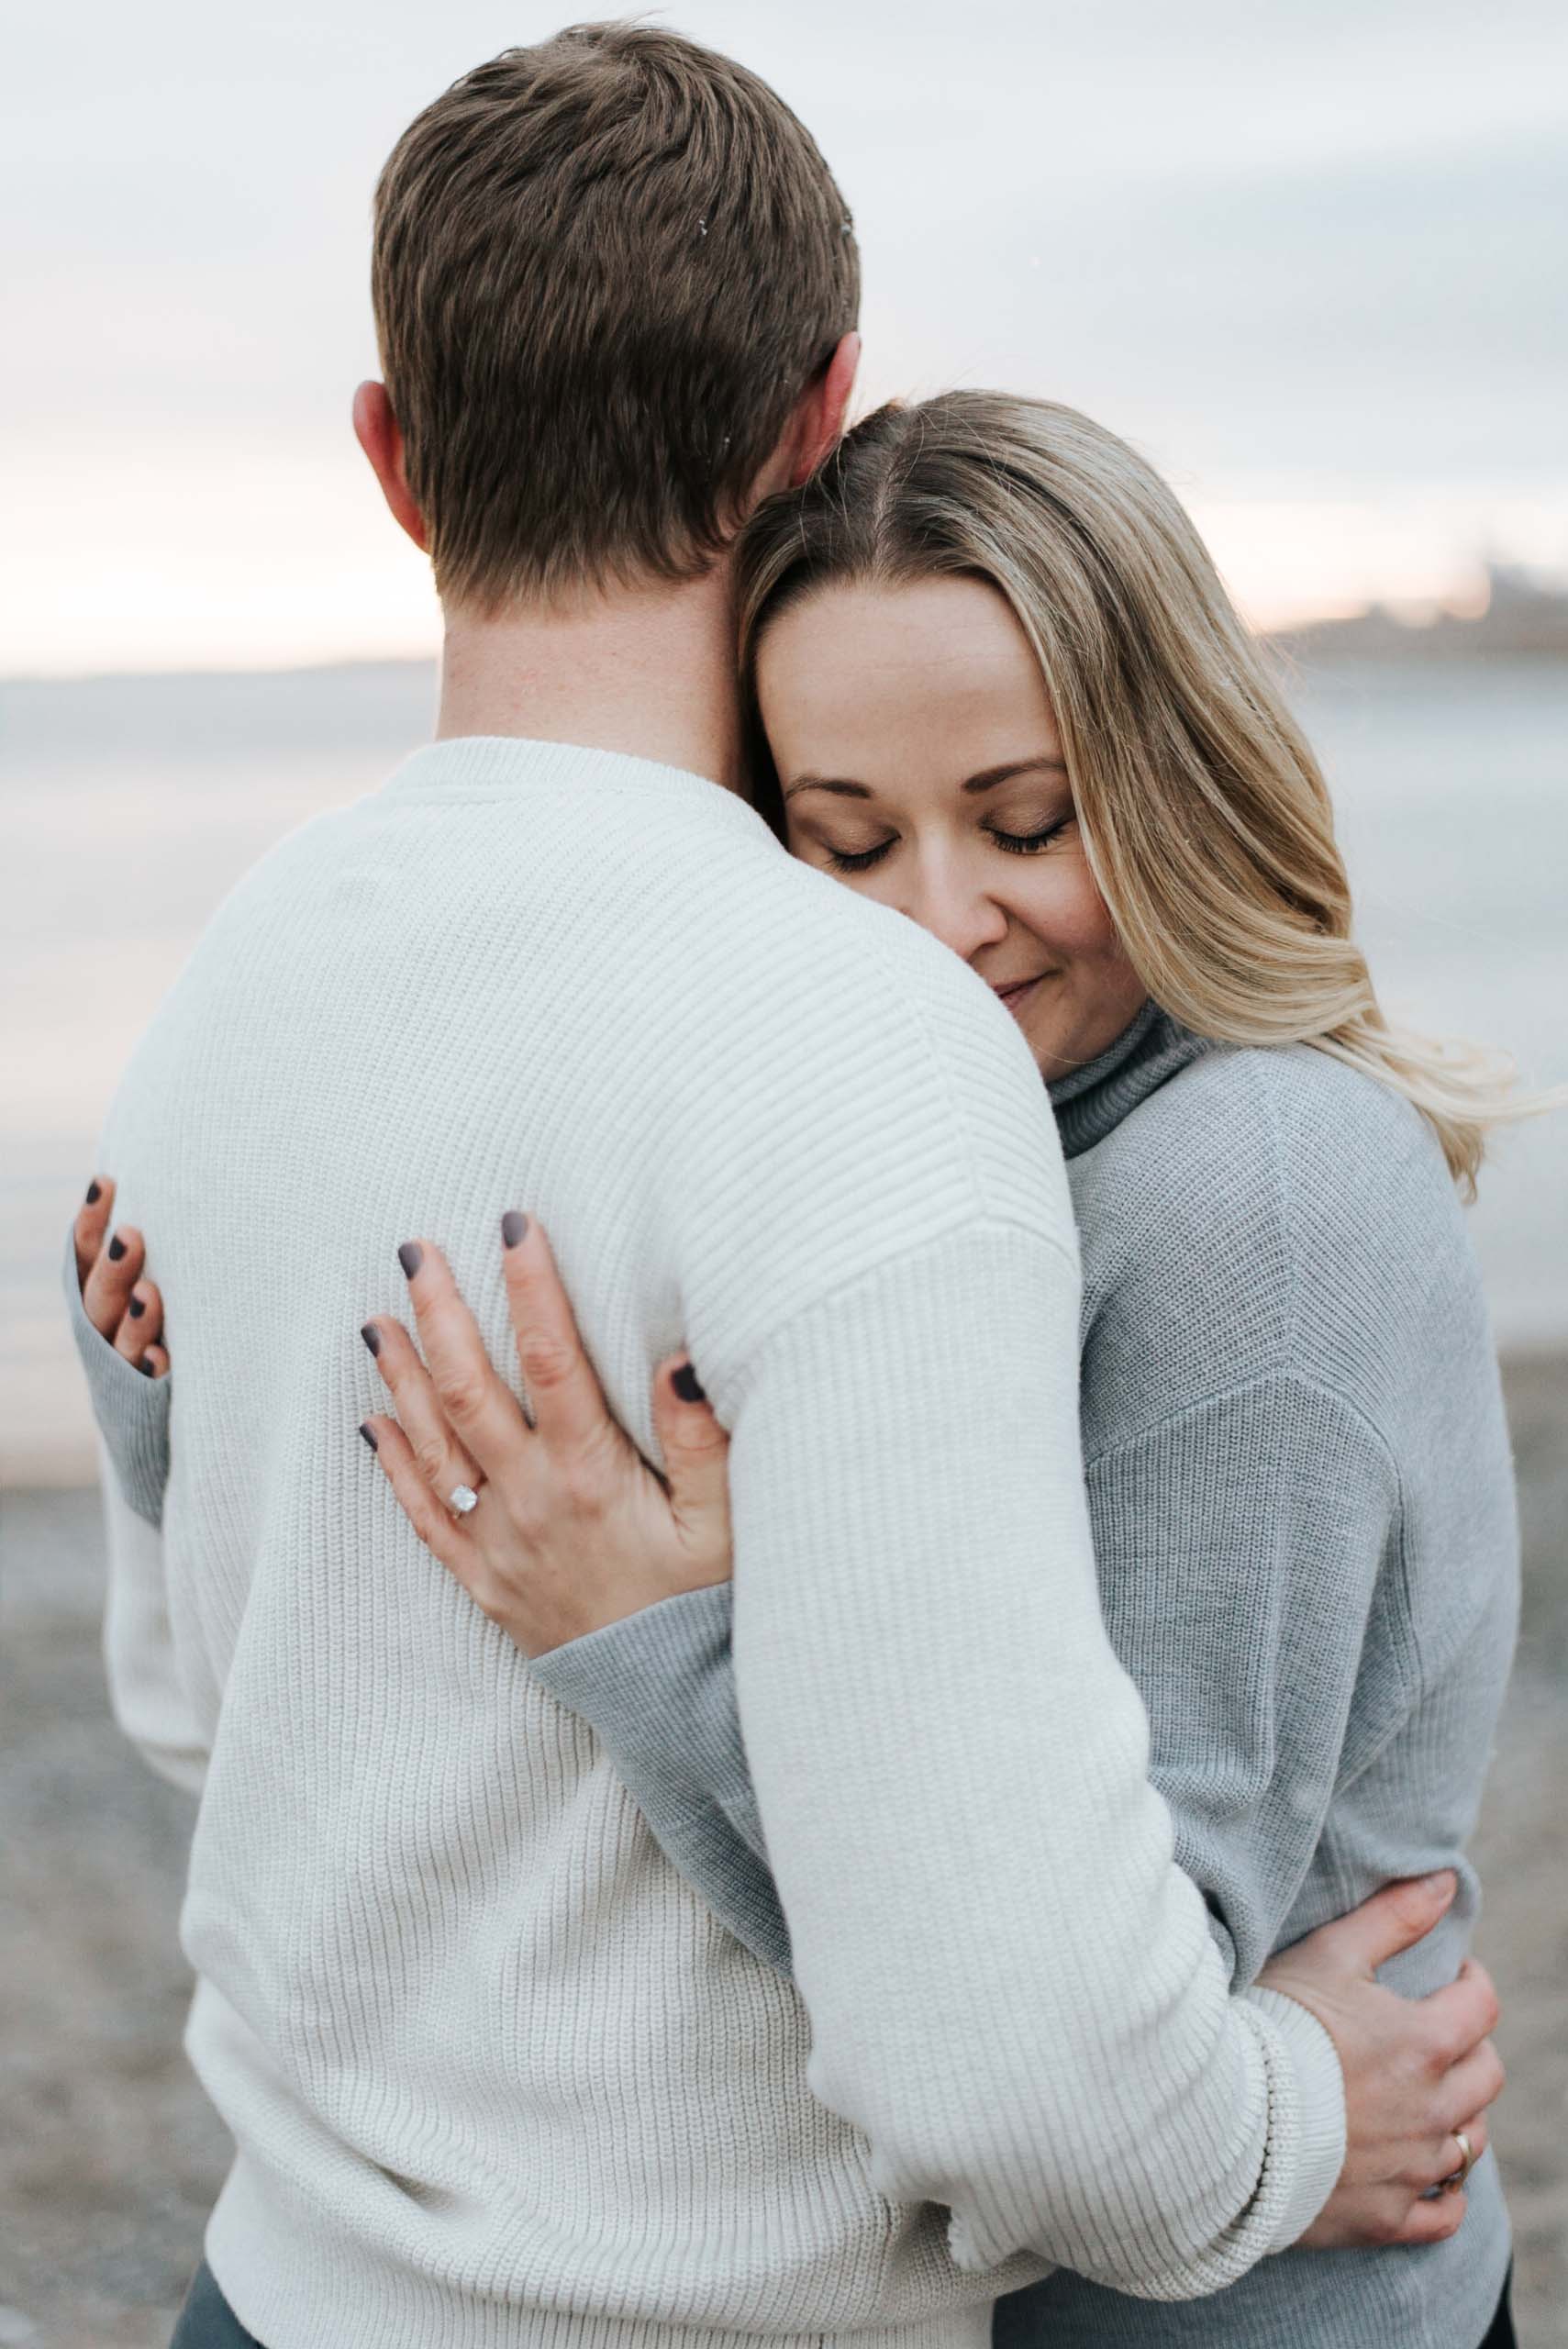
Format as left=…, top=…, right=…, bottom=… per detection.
left=1045, top=998, right=1216, bottom=1160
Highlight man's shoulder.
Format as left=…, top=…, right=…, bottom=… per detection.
left=680, top=862, right=1069, bottom=1208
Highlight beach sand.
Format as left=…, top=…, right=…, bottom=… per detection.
left=1, top=1355, right=1563, bottom=2349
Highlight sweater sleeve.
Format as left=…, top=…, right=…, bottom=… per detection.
left=527, top=1584, right=788, bottom=1974
left=716, top=1218, right=1344, bottom=2296
left=61, top=1224, right=204, bottom=1789
left=62, top=1221, right=172, bottom=1527
left=1084, top=1373, right=1401, bottom=1987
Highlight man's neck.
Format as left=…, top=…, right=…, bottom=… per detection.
left=436, top=563, right=742, bottom=792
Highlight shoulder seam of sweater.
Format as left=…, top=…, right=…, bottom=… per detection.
left=1083, top=1364, right=1427, bottom=1745
left=1082, top=1362, right=1407, bottom=1484
left=723, top=1216, right=1078, bottom=1399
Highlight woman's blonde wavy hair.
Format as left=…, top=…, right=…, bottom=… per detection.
left=736, top=391, right=1542, bottom=1196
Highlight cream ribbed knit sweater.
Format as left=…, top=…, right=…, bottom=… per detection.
left=92, top=738, right=1342, bottom=2349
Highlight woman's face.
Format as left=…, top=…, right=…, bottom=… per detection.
left=759, top=574, right=1148, bottom=1078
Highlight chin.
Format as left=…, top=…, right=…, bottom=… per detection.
left=1024, top=1016, right=1101, bottom=1081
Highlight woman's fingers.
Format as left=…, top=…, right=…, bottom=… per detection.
left=359, top=1415, right=474, bottom=1580
left=74, top=1180, right=170, bottom=1383
left=114, top=1276, right=164, bottom=1364
left=393, top=1239, right=532, bottom=1485
left=361, top=1312, right=483, bottom=1504
left=83, top=1222, right=145, bottom=1340
left=74, top=1176, right=116, bottom=1289
left=650, top=1355, right=733, bottom=1576
left=499, top=1216, right=620, bottom=1464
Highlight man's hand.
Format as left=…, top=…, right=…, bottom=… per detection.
left=1260, top=1871, right=1504, bottom=2247
left=74, top=1176, right=170, bottom=1378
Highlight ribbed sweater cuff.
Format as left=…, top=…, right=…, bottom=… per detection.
left=61, top=1223, right=170, bottom=1527
left=1244, top=1987, right=1348, bottom=2249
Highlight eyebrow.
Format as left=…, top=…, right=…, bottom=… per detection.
left=782, top=757, right=1067, bottom=804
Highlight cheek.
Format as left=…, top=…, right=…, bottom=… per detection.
left=1013, top=859, right=1126, bottom=968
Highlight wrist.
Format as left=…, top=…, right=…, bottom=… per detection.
left=1244, top=1985, right=1349, bottom=2250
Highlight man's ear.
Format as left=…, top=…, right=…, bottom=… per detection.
left=786, top=331, right=862, bottom=487
left=352, top=382, right=428, bottom=551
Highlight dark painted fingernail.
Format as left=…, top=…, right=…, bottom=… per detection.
left=359, top=1421, right=378, bottom=1451
left=107, top=1233, right=128, bottom=1263
left=397, top=1241, right=423, bottom=1279
left=501, top=1210, right=528, bottom=1249
left=85, top=1180, right=102, bottom=1205
left=361, top=1321, right=382, bottom=1357
left=128, top=1294, right=146, bottom=1319
left=672, top=1362, right=706, bottom=1404
left=139, top=1353, right=157, bottom=1377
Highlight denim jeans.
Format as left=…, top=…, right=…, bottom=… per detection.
left=167, top=2254, right=1510, bottom=2349
left=169, top=2261, right=265, bottom=2349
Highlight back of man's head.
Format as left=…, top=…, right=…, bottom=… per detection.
left=372, top=22, right=859, bottom=610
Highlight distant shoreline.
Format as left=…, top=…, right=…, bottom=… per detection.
left=6, top=563, right=1568, bottom=693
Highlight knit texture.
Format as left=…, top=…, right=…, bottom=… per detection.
left=80, top=739, right=1345, bottom=2349
left=527, top=1009, right=1519, bottom=2347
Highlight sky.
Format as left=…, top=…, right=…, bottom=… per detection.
left=6, top=0, right=1568, bottom=674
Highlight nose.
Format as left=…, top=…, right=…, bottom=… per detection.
left=899, top=855, right=1010, bottom=964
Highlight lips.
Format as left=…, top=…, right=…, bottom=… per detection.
left=991, top=977, right=1044, bottom=1011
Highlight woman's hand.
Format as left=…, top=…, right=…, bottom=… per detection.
left=1258, top=1871, right=1506, bottom=2246
left=73, top=1175, right=171, bottom=1378
left=360, top=1214, right=733, bottom=1657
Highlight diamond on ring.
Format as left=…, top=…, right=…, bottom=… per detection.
left=448, top=1484, right=480, bottom=1517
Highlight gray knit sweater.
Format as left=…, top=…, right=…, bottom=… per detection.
left=72, top=1000, right=1517, bottom=2347
left=534, top=1008, right=1519, bottom=2349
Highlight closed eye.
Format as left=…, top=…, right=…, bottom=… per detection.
left=825, top=839, right=895, bottom=873
left=989, top=818, right=1070, bottom=856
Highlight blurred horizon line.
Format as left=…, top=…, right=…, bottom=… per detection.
left=8, top=556, right=1568, bottom=689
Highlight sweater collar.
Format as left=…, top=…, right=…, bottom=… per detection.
left=1046, top=999, right=1216, bottom=1159
left=380, top=735, right=765, bottom=836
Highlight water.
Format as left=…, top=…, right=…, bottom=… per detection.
left=3, top=657, right=1565, bottom=1481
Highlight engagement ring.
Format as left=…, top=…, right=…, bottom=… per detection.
left=448, top=1483, right=481, bottom=1518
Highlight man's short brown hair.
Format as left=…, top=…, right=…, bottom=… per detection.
left=371, top=23, right=859, bottom=607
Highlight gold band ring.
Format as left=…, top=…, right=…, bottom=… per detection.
left=1440, top=2128, right=1477, bottom=2193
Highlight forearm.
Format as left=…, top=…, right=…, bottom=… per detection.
left=724, top=1223, right=1345, bottom=2295
left=528, top=1585, right=789, bottom=1974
